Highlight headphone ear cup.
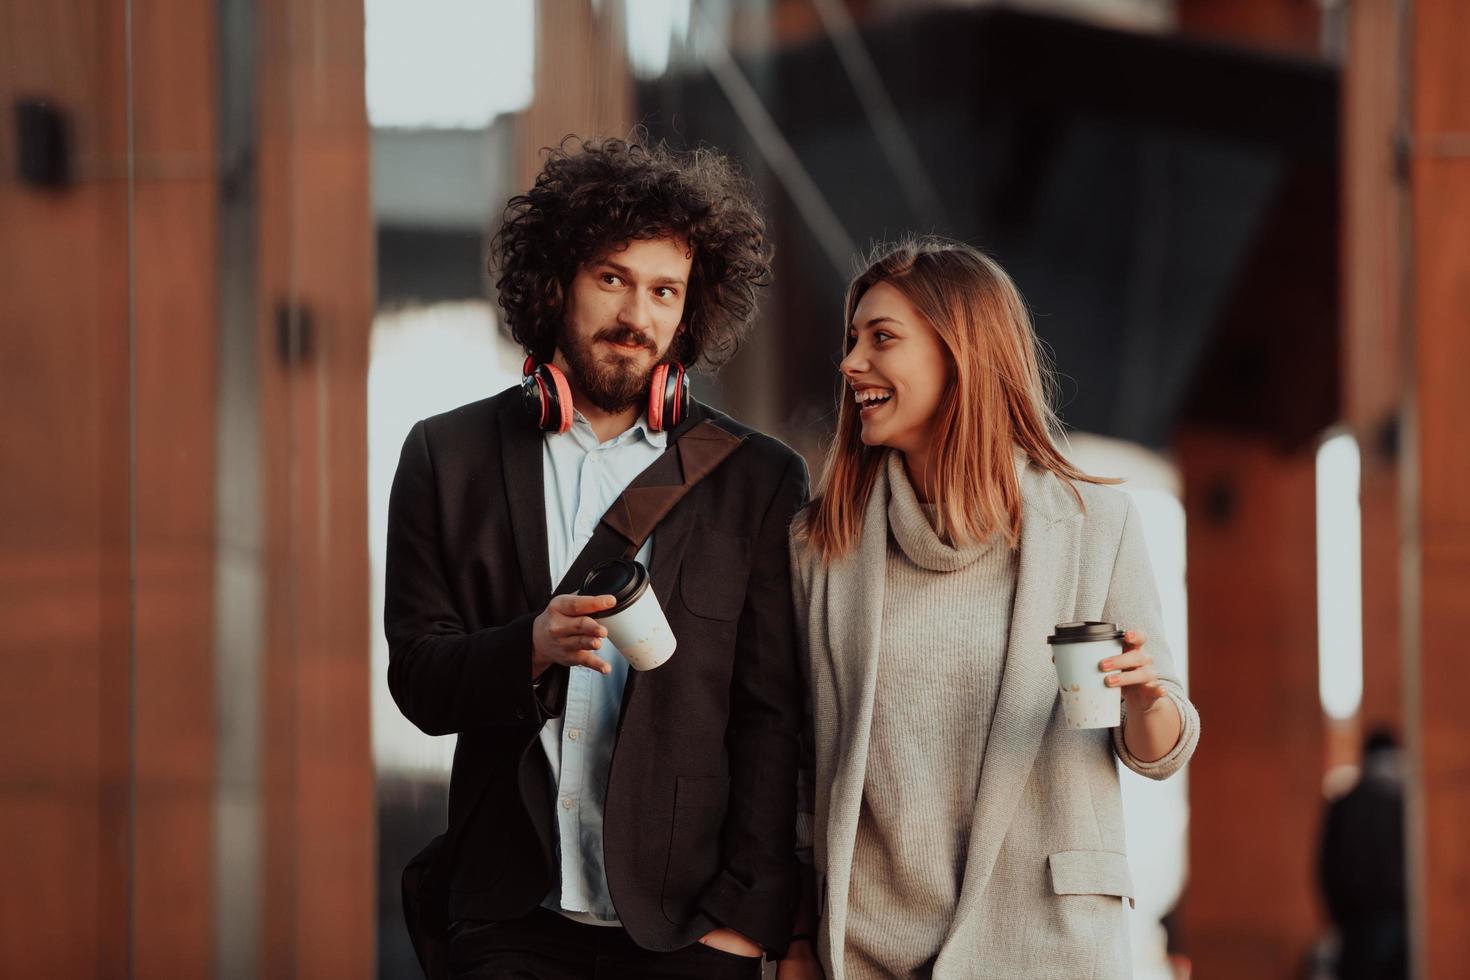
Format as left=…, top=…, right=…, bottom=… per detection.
left=671, top=362, right=689, bottom=426
left=659, top=361, right=689, bottom=429
left=542, top=362, right=574, bottom=434
left=647, top=364, right=668, bottom=432
left=520, top=368, right=550, bottom=429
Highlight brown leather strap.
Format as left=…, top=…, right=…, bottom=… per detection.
left=599, top=420, right=746, bottom=549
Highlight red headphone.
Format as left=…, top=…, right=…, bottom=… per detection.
left=520, top=356, right=690, bottom=434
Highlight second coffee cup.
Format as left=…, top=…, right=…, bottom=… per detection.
left=580, top=558, right=677, bottom=671
left=1047, top=621, right=1125, bottom=729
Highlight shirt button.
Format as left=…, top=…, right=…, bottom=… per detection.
left=561, top=797, right=574, bottom=810
left=567, top=729, right=580, bottom=741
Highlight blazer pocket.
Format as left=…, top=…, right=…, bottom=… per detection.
left=1048, top=850, right=1136, bottom=909
left=678, top=530, right=750, bottom=622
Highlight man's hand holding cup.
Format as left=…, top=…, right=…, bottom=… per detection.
left=531, top=593, right=616, bottom=680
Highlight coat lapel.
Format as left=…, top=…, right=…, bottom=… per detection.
left=941, top=462, right=1083, bottom=951
left=498, top=398, right=551, bottom=611
left=817, top=460, right=892, bottom=977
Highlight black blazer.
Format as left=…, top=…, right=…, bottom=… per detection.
left=385, top=387, right=808, bottom=953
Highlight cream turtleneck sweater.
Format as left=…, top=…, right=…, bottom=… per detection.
left=844, top=451, right=1019, bottom=980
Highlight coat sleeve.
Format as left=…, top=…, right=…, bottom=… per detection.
left=696, top=450, right=810, bottom=953
left=1103, top=496, right=1201, bottom=779
left=384, top=419, right=545, bottom=736
left=789, top=524, right=816, bottom=868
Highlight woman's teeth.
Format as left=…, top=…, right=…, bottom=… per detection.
left=855, top=388, right=893, bottom=411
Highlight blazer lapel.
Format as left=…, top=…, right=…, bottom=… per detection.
left=942, top=462, right=1082, bottom=948
left=818, top=459, right=892, bottom=977
left=498, top=399, right=551, bottom=611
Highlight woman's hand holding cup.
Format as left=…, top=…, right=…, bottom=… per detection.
left=1100, top=629, right=1168, bottom=713
left=1103, top=628, right=1185, bottom=761
left=531, top=593, right=616, bottom=679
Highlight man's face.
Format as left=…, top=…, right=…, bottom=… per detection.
left=556, top=236, right=693, bottom=414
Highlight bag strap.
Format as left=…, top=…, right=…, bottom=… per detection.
left=528, top=417, right=745, bottom=724
left=551, top=416, right=747, bottom=595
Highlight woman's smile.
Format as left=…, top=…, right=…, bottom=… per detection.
left=854, top=385, right=895, bottom=416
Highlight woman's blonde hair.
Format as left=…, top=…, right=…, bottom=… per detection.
left=804, top=236, right=1113, bottom=560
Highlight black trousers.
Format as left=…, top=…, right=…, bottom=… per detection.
left=447, top=908, right=764, bottom=980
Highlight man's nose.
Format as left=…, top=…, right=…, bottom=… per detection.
left=618, top=289, right=654, bottom=332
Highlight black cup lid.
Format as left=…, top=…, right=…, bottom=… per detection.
left=1046, top=621, right=1124, bottom=644
left=580, top=558, right=650, bottom=616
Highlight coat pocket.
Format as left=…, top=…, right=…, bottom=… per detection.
left=1047, top=849, right=1136, bottom=909
left=678, top=530, right=750, bottom=621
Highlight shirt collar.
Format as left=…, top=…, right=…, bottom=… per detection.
left=568, top=410, right=669, bottom=450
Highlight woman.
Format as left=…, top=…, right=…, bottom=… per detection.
left=779, top=238, right=1200, bottom=980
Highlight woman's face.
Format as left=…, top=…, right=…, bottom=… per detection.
left=841, top=280, right=951, bottom=455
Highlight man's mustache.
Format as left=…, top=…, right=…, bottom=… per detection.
left=593, top=326, right=658, bottom=354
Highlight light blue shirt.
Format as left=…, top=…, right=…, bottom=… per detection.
left=538, top=409, right=667, bottom=926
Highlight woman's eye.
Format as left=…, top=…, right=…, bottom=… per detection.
left=874, top=331, right=893, bottom=344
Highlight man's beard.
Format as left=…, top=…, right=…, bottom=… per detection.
left=558, top=321, right=663, bottom=414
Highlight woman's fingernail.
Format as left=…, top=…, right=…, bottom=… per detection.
left=1100, top=661, right=1113, bottom=671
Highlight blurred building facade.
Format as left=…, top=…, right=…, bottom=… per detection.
left=3, top=0, right=1467, bottom=977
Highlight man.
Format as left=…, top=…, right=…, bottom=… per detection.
left=386, top=136, right=807, bottom=979
left=1318, top=729, right=1408, bottom=980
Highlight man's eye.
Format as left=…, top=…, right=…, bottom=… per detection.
left=601, top=274, right=622, bottom=286
left=655, top=287, right=677, bottom=299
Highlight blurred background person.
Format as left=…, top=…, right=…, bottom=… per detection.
left=1317, top=729, right=1408, bottom=980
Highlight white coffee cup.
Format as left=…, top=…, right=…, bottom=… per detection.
left=1047, top=621, right=1125, bottom=729
left=580, top=559, right=677, bottom=671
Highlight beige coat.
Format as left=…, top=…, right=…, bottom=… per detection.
left=792, top=457, right=1201, bottom=979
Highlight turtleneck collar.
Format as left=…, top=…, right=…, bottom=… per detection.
left=885, top=450, right=998, bottom=572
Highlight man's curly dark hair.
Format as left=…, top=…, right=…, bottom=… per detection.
left=491, top=135, right=772, bottom=371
